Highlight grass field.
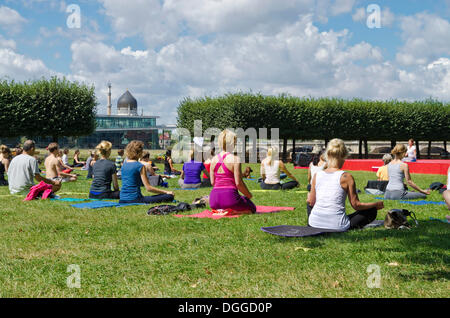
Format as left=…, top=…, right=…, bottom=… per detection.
left=0, top=162, right=448, bottom=298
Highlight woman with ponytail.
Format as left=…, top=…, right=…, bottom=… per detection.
left=89, top=141, right=120, bottom=199
left=384, top=144, right=430, bottom=200
left=209, top=129, right=256, bottom=213
left=0, top=145, right=12, bottom=186
left=260, top=147, right=298, bottom=190
left=307, top=139, right=384, bottom=231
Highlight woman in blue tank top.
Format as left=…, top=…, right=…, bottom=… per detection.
left=120, top=141, right=175, bottom=204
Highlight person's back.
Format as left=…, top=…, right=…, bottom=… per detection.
left=7, top=154, right=40, bottom=194
left=309, top=163, right=324, bottom=183
left=119, top=161, right=143, bottom=202
left=62, top=153, right=69, bottom=166
left=309, top=170, right=350, bottom=231
left=376, top=165, right=389, bottom=181
left=385, top=163, right=405, bottom=192
left=261, top=159, right=280, bottom=184
left=212, top=152, right=237, bottom=189
left=45, top=155, right=59, bottom=179
left=90, top=159, right=116, bottom=194
left=183, top=160, right=205, bottom=185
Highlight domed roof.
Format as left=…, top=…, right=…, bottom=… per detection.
left=117, top=90, right=137, bottom=110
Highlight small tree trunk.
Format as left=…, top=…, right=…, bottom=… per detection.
left=391, top=140, right=396, bottom=149
left=364, top=140, right=368, bottom=159
left=292, top=139, right=296, bottom=164
left=359, top=139, right=363, bottom=159
left=416, top=140, right=421, bottom=159
left=282, top=138, right=288, bottom=162
left=428, top=141, right=432, bottom=159
left=444, top=141, right=447, bottom=153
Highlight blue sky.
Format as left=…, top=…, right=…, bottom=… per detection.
left=0, top=0, right=449, bottom=124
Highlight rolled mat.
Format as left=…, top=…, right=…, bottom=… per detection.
left=71, top=201, right=146, bottom=209
left=174, top=206, right=295, bottom=219
left=261, top=220, right=385, bottom=237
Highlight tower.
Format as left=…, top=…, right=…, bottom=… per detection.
left=107, top=82, right=112, bottom=116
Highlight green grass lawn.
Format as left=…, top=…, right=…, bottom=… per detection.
left=0, top=163, right=448, bottom=298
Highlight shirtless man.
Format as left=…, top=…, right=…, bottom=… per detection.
left=45, top=143, right=77, bottom=183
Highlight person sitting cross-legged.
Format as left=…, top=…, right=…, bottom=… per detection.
left=119, top=140, right=174, bottom=204
left=307, top=138, right=384, bottom=231
left=260, top=147, right=299, bottom=190
left=8, top=140, right=61, bottom=195
left=384, top=144, right=430, bottom=200
left=45, top=143, right=77, bottom=183
left=178, top=150, right=210, bottom=189
left=89, top=141, right=120, bottom=200
left=209, top=129, right=256, bottom=214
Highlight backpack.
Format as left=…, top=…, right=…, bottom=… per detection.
left=384, top=209, right=418, bottom=229
left=294, top=153, right=313, bottom=167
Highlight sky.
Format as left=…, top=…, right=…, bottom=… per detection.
left=0, top=0, right=449, bottom=125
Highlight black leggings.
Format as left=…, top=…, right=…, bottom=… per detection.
left=307, top=205, right=377, bottom=230
left=260, top=181, right=298, bottom=190
left=120, top=194, right=174, bottom=204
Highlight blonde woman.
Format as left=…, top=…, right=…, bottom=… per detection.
left=0, top=145, right=12, bottom=186
left=209, top=129, right=256, bottom=213
left=384, top=144, right=430, bottom=200
left=307, top=150, right=326, bottom=190
left=119, top=140, right=174, bottom=204
left=307, top=139, right=384, bottom=231
left=260, top=147, right=298, bottom=190
left=88, top=141, right=120, bottom=199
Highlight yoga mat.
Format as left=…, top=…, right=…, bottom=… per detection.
left=51, top=197, right=90, bottom=202
left=71, top=201, right=145, bottom=209
left=429, top=217, right=450, bottom=224
left=375, top=197, right=446, bottom=205
left=173, top=188, right=199, bottom=191
left=252, top=190, right=308, bottom=194
left=174, top=206, right=295, bottom=219
left=261, top=220, right=385, bottom=237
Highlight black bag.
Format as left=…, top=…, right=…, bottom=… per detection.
left=366, top=180, right=389, bottom=192
left=384, top=209, right=418, bottom=229
left=429, top=182, right=445, bottom=191
left=294, top=153, right=313, bottom=167
left=147, top=202, right=206, bottom=215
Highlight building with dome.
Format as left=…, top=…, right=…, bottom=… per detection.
left=30, top=85, right=172, bottom=150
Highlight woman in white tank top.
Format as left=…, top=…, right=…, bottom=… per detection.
left=307, top=139, right=384, bottom=231
left=444, top=166, right=450, bottom=210
left=260, top=148, right=298, bottom=190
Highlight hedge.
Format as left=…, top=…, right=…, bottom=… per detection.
left=177, top=93, right=450, bottom=142
left=0, top=77, right=97, bottom=140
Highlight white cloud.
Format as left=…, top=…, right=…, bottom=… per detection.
left=396, top=13, right=450, bottom=66
left=0, top=6, right=27, bottom=33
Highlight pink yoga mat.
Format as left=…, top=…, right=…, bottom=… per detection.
left=174, top=206, right=295, bottom=219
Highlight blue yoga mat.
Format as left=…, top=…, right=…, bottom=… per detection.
left=71, top=201, right=146, bottom=209
left=173, top=188, right=199, bottom=191
left=51, top=198, right=90, bottom=202
left=375, top=197, right=446, bottom=205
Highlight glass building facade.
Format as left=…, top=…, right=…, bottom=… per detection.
left=1, top=115, right=162, bottom=150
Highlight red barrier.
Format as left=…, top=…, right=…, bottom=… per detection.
left=295, top=159, right=449, bottom=175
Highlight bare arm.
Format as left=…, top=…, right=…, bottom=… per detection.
left=307, top=174, right=317, bottom=207
left=210, top=160, right=216, bottom=186
left=402, top=164, right=430, bottom=194
left=112, top=173, right=119, bottom=191
left=3, top=159, right=9, bottom=173
left=35, top=173, right=59, bottom=186
left=233, top=158, right=252, bottom=199
left=341, top=172, right=384, bottom=211
left=307, top=165, right=312, bottom=184
left=279, top=161, right=297, bottom=182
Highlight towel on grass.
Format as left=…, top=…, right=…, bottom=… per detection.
left=174, top=206, right=295, bottom=219
left=71, top=201, right=145, bottom=209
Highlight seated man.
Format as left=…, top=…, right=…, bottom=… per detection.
left=45, top=143, right=77, bottom=183
left=8, top=140, right=61, bottom=195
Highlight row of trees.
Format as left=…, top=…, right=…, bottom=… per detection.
left=0, top=77, right=97, bottom=141
left=177, top=93, right=450, bottom=158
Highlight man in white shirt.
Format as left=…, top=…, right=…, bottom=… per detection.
left=8, top=140, right=61, bottom=195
